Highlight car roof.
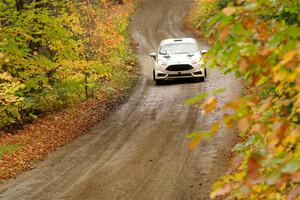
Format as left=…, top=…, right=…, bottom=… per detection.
left=161, top=38, right=196, bottom=45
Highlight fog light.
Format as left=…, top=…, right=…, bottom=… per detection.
left=193, top=71, right=202, bottom=75
left=157, top=73, right=166, bottom=77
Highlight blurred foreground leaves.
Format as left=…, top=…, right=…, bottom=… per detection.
left=189, top=0, right=300, bottom=198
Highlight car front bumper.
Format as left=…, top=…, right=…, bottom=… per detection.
left=154, top=64, right=205, bottom=80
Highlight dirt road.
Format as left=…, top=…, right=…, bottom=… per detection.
left=0, top=0, right=241, bottom=199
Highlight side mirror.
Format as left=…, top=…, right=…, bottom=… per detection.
left=201, top=50, right=208, bottom=56
left=150, top=52, right=157, bottom=60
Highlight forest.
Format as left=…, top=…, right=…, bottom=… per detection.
left=0, top=0, right=138, bottom=130
left=0, top=0, right=138, bottom=180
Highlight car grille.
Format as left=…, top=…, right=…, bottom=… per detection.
left=166, top=65, right=193, bottom=71
left=168, top=73, right=191, bottom=77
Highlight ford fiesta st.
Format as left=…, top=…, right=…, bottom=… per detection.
left=150, top=38, right=207, bottom=85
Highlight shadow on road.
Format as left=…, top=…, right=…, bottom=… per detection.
left=155, top=78, right=205, bottom=86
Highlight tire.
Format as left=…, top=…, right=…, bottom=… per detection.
left=196, top=77, right=205, bottom=82
left=204, top=68, right=207, bottom=78
left=153, top=70, right=156, bottom=81
left=155, top=80, right=163, bottom=85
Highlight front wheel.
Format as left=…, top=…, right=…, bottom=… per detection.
left=204, top=68, right=207, bottom=78
left=155, top=79, right=163, bottom=85
left=153, top=70, right=156, bottom=81
left=196, top=77, right=205, bottom=82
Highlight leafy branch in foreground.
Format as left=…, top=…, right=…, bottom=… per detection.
left=189, top=0, right=300, bottom=199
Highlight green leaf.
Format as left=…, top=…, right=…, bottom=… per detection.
left=186, top=131, right=201, bottom=139
left=232, top=143, right=245, bottom=152
left=266, top=169, right=281, bottom=185
left=268, top=34, right=284, bottom=48
left=185, top=92, right=208, bottom=105
left=282, top=159, right=300, bottom=173
left=212, top=88, right=226, bottom=94
left=284, top=26, right=300, bottom=38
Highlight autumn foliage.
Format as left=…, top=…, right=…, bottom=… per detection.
left=0, top=0, right=138, bottom=180
left=0, top=0, right=138, bottom=129
left=189, top=0, right=300, bottom=199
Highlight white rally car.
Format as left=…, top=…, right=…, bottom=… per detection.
left=150, top=38, right=207, bottom=85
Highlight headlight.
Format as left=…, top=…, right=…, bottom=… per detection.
left=157, top=59, right=168, bottom=66
left=191, top=58, right=203, bottom=65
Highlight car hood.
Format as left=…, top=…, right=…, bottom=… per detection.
left=158, top=53, right=201, bottom=64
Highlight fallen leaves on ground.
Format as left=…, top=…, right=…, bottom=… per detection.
left=0, top=95, right=125, bottom=181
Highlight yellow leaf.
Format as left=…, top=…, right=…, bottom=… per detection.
left=0, top=72, right=12, bottom=81
left=273, top=71, right=288, bottom=82
left=281, top=50, right=297, bottom=65
left=284, top=129, right=300, bottom=144
left=224, top=114, right=234, bottom=129
left=202, top=97, right=217, bottom=113
left=295, top=64, right=300, bottom=73
left=211, top=122, right=220, bottom=134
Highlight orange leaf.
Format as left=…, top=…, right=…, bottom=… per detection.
left=232, top=153, right=244, bottom=169
left=218, top=25, right=230, bottom=42
left=291, top=171, right=300, bottom=183
left=223, top=100, right=239, bottom=110
left=239, top=58, right=249, bottom=71
left=238, top=117, right=249, bottom=133
left=273, top=121, right=289, bottom=141
left=259, top=46, right=272, bottom=57
left=250, top=123, right=262, bottom=134
left=189, top=138, right=201, bottom=150
left=223, top=7, right=236, bottom=16
left=223, top=114, right=234, bottom=129
left=242, top=16, right=256, bottom=29
left=287, top=187, right=300, bottom=200
left=202, top=97, right=217, bottom=113
left=210, top=184, right=233, bottom=199
left=256, top=22, right=271, bottom=41
left=247, top=156, right=259, bottom=181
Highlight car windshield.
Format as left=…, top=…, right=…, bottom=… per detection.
left=159, top=43, right=198, bottom=55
